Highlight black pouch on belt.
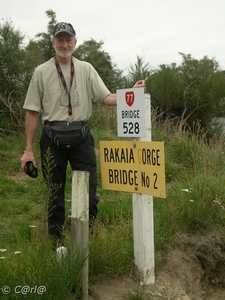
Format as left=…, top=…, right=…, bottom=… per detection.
left=44, top=121, right=88, bottom=149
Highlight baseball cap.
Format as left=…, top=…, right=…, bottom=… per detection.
left=52, top=22, right=76, bottom=37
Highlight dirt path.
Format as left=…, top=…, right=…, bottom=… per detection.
left=88, top=233, right=225, bottom=300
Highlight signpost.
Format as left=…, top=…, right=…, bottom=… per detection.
left=71, top=89, right=165, bottom=293
left=132, top=93, right=155, bottom=284
left=100, top=91, right=166, bottom=285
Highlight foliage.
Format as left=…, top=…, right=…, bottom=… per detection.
left=75, top=39, right=123, bottom=92
left=27, top=10, right=57, bottom=64
left=1, top=109, right=225, bottom=298
left=1, top=10, right=225, bottom=137
left=126, top=55, right=152, bottom=86
left=1, top=9, right=225, bottom=299
left=0, top=21, right=28, bottom=127
left=0, top=233, right=84, bottom=300
left=0, top=13, right=57, bottom=129
left=0, top=21, right=26, bottom=97
left=147, top=53, right=225, bottom=133
left=122, top=291, right=147, bottom=300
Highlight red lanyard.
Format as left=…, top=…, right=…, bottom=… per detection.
left=54, top=57, right=74, bottom=115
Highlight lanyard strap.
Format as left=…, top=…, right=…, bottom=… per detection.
left=54, top=57, right=74, bottom=115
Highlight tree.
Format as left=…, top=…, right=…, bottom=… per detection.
left=147, top=63, right=184, bottom=113
left=0, top=21, right=32, bottom=128
left=75, top=39, right=123, bottom=92
left=26, top=10, right=57, bottom=64
left=0, top=21, right=26, bottom=96
left=126, top=55, right=152, bottom=86
left=177, top=53, right=225, bottom=131
left=147, top=53, right=225, bottom=132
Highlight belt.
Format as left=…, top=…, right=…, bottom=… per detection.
left=44, top=120, right=88, bottom=126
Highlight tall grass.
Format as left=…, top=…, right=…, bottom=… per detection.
left=151, top=115, right=225, bottom=267
left=0, top=105, right=225, bottom=298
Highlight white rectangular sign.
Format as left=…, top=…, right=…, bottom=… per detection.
left=117, top=88, right=145, bottom=137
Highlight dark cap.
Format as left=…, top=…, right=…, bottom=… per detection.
left=52, top=22, right=76, bottom=37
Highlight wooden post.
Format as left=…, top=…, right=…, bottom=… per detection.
left=71, top=170, right=89, bottom=300
left=132, top=93, right=155, bottom=284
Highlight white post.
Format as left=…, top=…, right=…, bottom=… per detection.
left=132, top=94, right=155, bottom=284
left=71, top=170, right=89, bottom=300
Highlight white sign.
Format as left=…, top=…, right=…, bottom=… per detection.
left=117, top=88, right=145, bottom=137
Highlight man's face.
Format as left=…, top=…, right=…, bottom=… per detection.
left=52, top=33, right=77, bottom=58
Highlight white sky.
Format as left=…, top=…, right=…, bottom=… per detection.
left=1, top=0, right=225, bottom=72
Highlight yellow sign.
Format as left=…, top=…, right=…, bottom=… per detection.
left=100, top=141, right=166, bottom=198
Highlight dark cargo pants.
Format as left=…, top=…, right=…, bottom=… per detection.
left=40, top=127, right=99, bottom=241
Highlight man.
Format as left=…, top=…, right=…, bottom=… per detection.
left=20, top=22, right=145, bottom=246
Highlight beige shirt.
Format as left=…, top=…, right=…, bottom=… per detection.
left=23, top=57, right=110, bottom=122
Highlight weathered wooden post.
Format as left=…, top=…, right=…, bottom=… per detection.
left=71, top=170, right=89, bottom=300
left=132, top=93, right=155, bottom=284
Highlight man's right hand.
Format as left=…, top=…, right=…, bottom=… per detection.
left=21, top=150, right=37, bottom=172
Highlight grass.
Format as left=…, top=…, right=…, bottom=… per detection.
left=1, top=108, right=225, bottom=299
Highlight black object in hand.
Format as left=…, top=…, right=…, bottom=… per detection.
left=24, top=161, right=38, bottom=178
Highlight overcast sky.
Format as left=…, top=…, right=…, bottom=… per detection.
left=1, top=0, right=225, bottom=72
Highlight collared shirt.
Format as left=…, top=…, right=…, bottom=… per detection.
left=23, top=57, right=110, bottom=122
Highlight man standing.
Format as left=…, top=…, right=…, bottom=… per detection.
left=20, top=22, right=145, bottom=246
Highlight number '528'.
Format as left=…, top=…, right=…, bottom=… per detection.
left=123, top=122, right=140, bottom=134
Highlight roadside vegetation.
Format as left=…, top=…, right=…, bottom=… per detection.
left=1, top=9, right=225, bottom=300
left=1, top=108, right=225, bottom=299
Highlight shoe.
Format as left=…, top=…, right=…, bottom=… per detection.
left=56, top=246, right=67, bottom=262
